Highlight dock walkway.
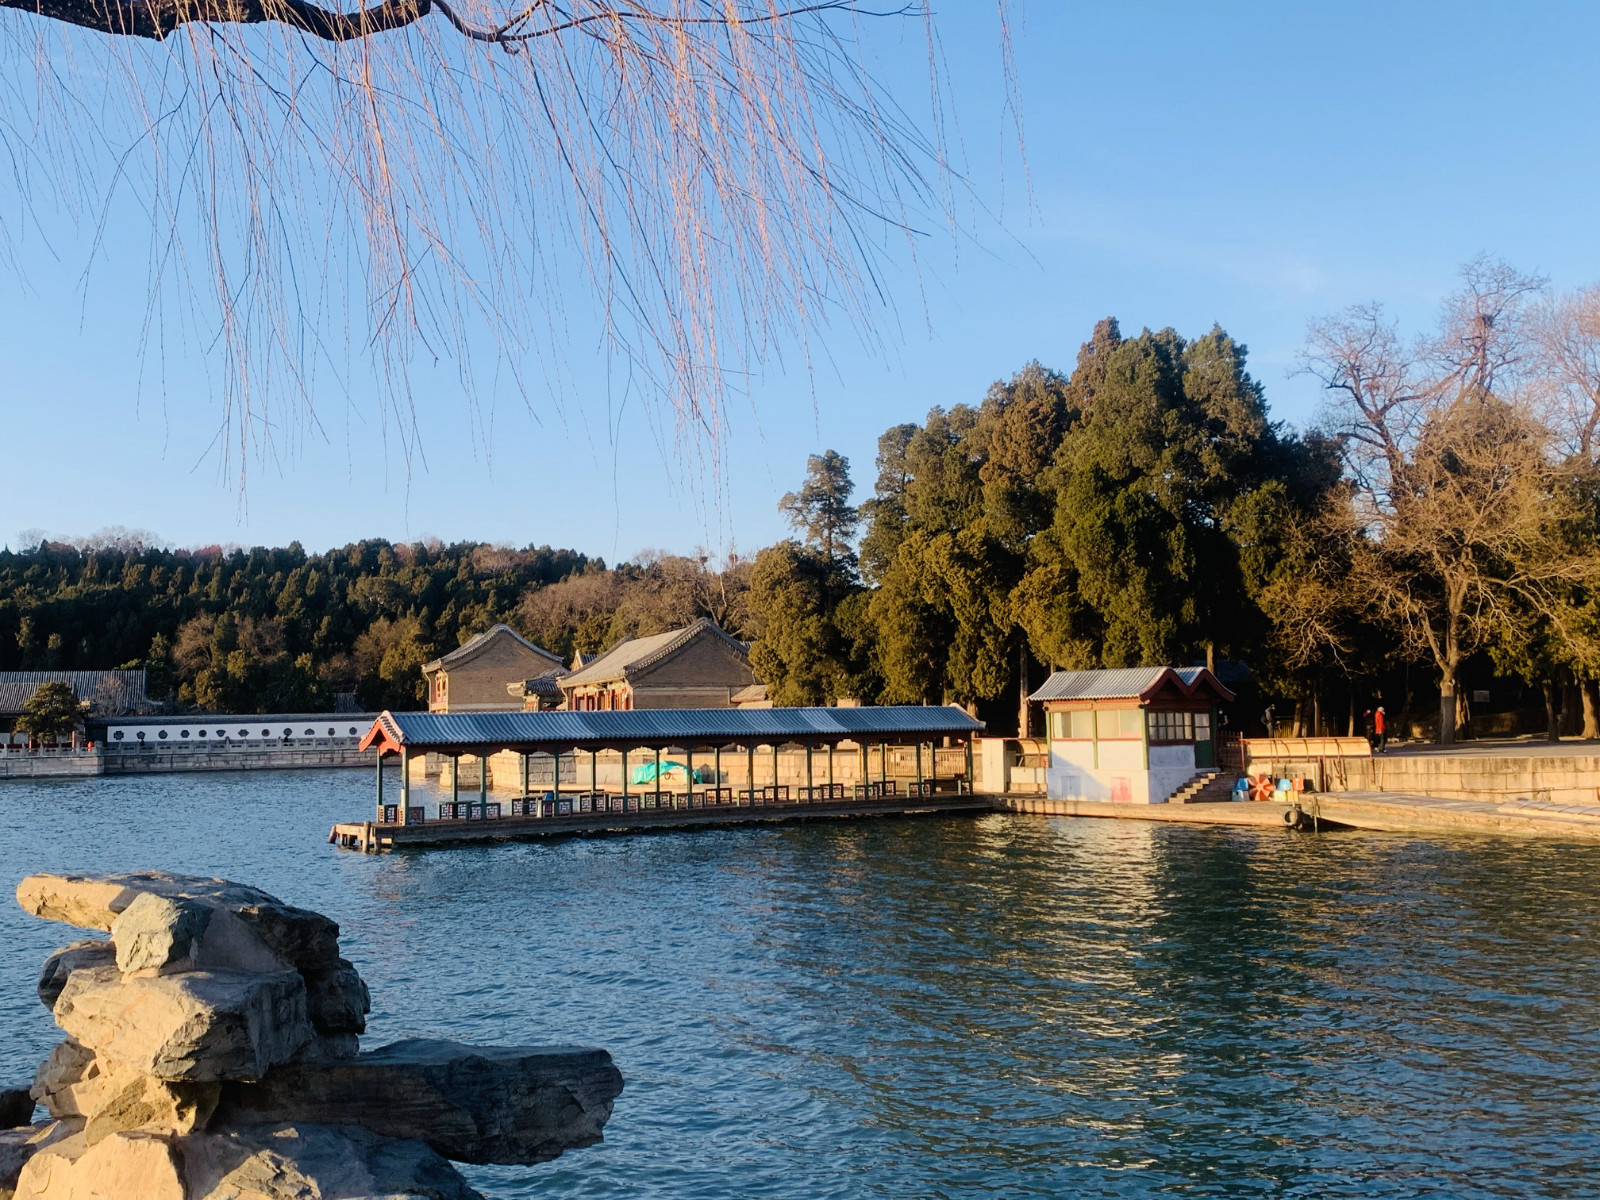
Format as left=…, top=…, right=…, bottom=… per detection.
left=332, top=791, right=991, bottom=851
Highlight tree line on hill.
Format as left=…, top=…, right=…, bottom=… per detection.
left=8, top=258, right=1600, bottom=742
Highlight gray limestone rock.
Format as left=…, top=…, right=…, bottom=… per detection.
left=16, top=873, right=342, bottom=973
left=182, top=1123, right=485, bottom=1200
left=301, top=958, right=370, bottom=1036
left=53, top=966, right=314, bottom=1082
left=36, top=941, right=114, bottom=1012
left=111, top=894, right=290, bottom=979
left=215, top=1038, right=624, bottom=1165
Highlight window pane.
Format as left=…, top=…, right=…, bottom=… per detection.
left=1072, top=711, right=1095, bottom=739
left=1096, top=710, right=1120, bottom=739
left=1121, top=709, right=1142, bottom=737
left=1194, top=712, right=1211, bottom=740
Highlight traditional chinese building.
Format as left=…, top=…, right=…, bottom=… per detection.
left=0, top=670, right=156, bottom=747
left=1029, top=666, right=1234, bottom=804
left=557, top=619, right=758, bottom=711
left=422, top=625, right=566, bottom=713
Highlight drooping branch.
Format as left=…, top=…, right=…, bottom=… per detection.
left=5, top=0, right=432, bottom=40
left=0, top=0, right=897, bottom=46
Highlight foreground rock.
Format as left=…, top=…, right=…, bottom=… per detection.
left=8, top=870, right=624, bottom=1199
left=217, top=1038, right=624, bottom=1164
left=52, top=963, right=314, bottom=1081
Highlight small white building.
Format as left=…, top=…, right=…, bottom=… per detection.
left=1030, top=667, right=1234, bottom=804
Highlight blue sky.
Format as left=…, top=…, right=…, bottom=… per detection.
left=4, top=2, right=1599, bottom=561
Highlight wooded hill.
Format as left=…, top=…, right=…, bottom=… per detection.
left=9, top=261, right=1600, bottom=741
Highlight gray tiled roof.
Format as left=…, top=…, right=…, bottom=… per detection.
left=0, top=670, right=155, bottom=716
left=1028, top=667, right=1233, bottom=703
left=362, top=705, right=984, bottom=751
left=559, top=619, right=749, bottom=689
left=422, top=625, right=564, bottom=674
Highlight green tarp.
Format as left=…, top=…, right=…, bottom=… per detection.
left=628, top=761, right=713, bottom=785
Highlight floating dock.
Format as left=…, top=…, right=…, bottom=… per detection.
left=331, top=790, right=991, bottom=851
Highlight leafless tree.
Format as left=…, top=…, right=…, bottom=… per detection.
left=1532, top=284, right=1600, bottom=461
left=1302, top=260, right=1600, bottom=743
left=0, top=1, right=1013, bottom=480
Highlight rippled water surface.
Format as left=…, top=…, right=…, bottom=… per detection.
left=3, top=769, right=1599, bottom=1198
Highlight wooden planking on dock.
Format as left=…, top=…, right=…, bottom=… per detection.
left=331, top=792, right=992, bottom=851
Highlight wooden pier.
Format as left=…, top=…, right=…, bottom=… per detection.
left=331, top=788, right=991, bottom=851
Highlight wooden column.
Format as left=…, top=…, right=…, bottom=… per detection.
left=966, top=737, right=974, bottom=793
left=552, top=747, right=562, bottom=812
left=591, top=749, right=599, bottom=798
left=772, top=742, right=781, bottom=800
left=451, top=754, right=460, bottom=815
left=685, top=745, right=694, bottom=807
left=714, top=745, right=723, bottom=798
left=859, top=740, right=868, bottom=786
left=621, top=748, right=630, bottom=810
left=880, top=742, right=888, bottom=788
left=655, top=746, right=663, bottom=805
left=915, top=740, right=923, bottom=795
left=374, top=750, right=384, bottom=821
left=827, top=742, right=835, bottom=793
left=747, top=743, right=756, bottom=805
left=805, top=740, right=813, bottom=800
left=400, top=748, right=411, bottom=823
left=478, top=747, right=488, bottom=818
left=521, top=752, right=529, bottom=799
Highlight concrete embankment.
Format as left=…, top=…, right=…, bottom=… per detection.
left=0, top=747, right=368, bottom=780
left=1326, top=750, right=1600, bottom=806
left=994, top=790, right=1600, bottom=840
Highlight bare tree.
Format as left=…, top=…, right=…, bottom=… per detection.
left=0, top=2, right=1013, bottom=478
left=1303, top=261, right=1600, bottom=743
left=1533, top=284, right=1600, bottom=461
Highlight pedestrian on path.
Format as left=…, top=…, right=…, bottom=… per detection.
left=1374, top=705, right=1387, bottom=754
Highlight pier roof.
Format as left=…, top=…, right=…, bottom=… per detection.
left=359, top=705, right=984, bottom=754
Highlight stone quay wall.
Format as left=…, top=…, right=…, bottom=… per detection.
left=0, top=747, right=369, bottom=780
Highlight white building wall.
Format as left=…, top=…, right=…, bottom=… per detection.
left=105, top=718, right=368, bottom=750
left=1046, top=739, right=1197, bottom=805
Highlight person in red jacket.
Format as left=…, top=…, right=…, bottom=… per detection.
left=1374, top=705, right=1387, bottom=754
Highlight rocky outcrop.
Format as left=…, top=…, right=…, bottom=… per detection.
left=7, top=870, right=624, bottom=1200
left=216, top=1039, right=623, bottom=1164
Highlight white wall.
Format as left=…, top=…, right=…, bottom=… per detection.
left=106, top=719, right=367, bottom=749
left=1046, top=739, right=1197, bottom=804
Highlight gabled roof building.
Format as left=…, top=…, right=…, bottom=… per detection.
left=558, top=619, right=758, bottom=711
left=422, top=625, right=566, bottom=713
left=0, top=670, right=157, bottom=746
left=1029, top=666, right=1235, bottom=804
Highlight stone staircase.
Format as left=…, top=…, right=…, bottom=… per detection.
left=1165, top=770, right=1239, bottom=804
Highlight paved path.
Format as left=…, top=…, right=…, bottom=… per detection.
left=994, top=791, right=1600, bottom=840
left=1379, top=738, right=1600, bottom=759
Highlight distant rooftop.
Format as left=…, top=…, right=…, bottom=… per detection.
left=559, top=619, right=748, bottom=690
left=0, top=670, right=156, bottom=717
left=423, top=625, right=564, bottom=675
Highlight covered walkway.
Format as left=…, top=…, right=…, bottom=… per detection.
left=355, top=706, right=985, bottom=830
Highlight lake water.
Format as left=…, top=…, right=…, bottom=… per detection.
left=2, top=769, right=1598, bottom=1199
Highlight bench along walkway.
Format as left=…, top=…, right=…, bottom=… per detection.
left=335, top=706, right=987, bottom=853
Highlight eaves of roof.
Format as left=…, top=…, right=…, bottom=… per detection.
left=359, top=705, right=984, bottom=753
